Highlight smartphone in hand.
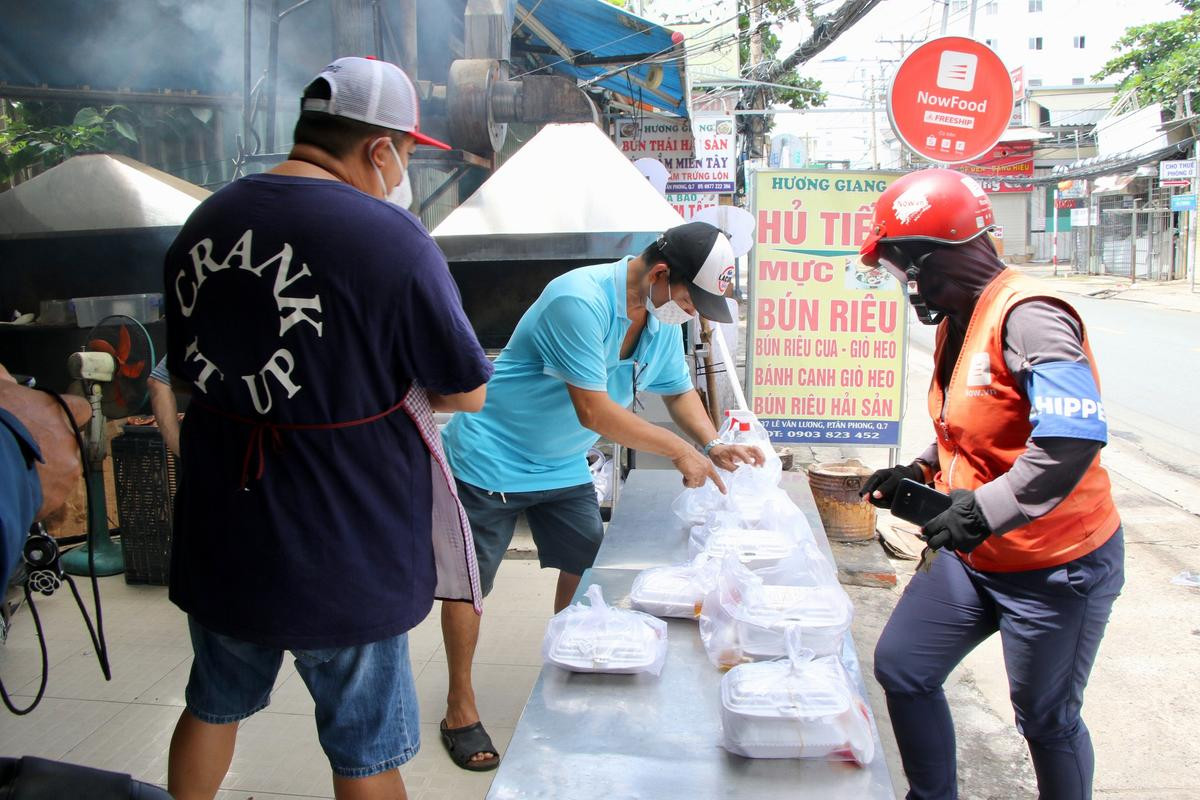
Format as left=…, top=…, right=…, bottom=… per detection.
left=890, top=479, right=952, bottom=527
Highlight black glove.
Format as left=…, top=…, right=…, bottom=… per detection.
left=859, top=462, right=926, bottom=509
left=921, top=489, right=992, bottom=553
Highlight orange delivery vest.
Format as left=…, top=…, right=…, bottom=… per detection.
left=927, top=268, right=1120, bottom=573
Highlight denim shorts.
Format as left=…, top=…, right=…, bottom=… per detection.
left=184, top=617, right=420, bottom=778
left=455, top=479, right=604, bottom=596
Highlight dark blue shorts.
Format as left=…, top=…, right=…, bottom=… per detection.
left=455, top=479, right=604, bottom=595
left=184, top=617, right=420, bottom=778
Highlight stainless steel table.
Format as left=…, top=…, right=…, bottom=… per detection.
left=486, top=470, right=896, bottom=800
left=592, top=470, right=829, bottom=571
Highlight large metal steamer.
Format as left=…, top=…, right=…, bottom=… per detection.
left=0, top=155, right=209, bottom=393
left=432, top=123, right=685, bottom=350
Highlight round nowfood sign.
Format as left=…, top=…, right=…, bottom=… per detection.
left=887, top=36, right=1014, bottom=165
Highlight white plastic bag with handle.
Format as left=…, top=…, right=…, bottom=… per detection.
left=699, top=554, right=854, bottom=666
left=687, top=488, right=813, bottom=548
left=754, top=540, right=839, bottom=587
left=670, top=478, right=729, bottom=524
left=698, top=555, right=770, bottom=670
left=688, top=522, right=802, bottom=570
left=720, top=627, right=875, bottom=765
left=718, top=411, right=782, bottom=491
left=542, top=584, right=668, bottom=675
left=586, top=447, right=613, bottom=505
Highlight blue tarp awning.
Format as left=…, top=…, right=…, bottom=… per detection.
left=514, top=0, right=689, bottom=117
left=1, top=0, right=690, bottom=118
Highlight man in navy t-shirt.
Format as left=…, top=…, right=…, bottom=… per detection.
left=163, top=58, right=492, bottom=800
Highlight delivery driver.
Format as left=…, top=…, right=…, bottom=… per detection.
left=436, top=221, right=766, bottom=770
left=858, top=169, right=1124, bottom=800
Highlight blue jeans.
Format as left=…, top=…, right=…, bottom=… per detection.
left=185, top=617, right=421, bottom=777
left=874, top=528, right=1125, bottom=800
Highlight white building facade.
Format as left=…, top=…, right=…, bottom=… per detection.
left=776, top=0, right=1182, bottom=168
left=771, top=0, right=1183, bottom=260
left=956, top=0, right=1178, bottom=89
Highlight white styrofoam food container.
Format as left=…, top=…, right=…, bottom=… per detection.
left=630, top=557, right=717, bottom=619
left=542, top=585, right=668, bottom=675
left=735, top=584, right=854, bottom=658
left=690, top=527, right=800, bottom=569
left=721, top=656, right=875, bottom=764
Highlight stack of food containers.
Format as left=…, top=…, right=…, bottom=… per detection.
left=638, top=410, right=875, bottom=766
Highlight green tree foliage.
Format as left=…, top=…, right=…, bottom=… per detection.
left=738, top=0, right=828, bottom=111
left=1, top=102, right=214, bottom=186
left=1094, top=0, right=1200, bottom=113
left=0, top=103, right=139, bottom=184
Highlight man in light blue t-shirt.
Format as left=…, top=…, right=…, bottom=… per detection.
left=436, top=222, right=765, bottom=770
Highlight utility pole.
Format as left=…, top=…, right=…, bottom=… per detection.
left=940, top=0, right=950, bottom=35
left=968, top=0, right=979, bottom=39
left=749, top=0, right=763, bottom=69
left=869, top=75, right=879, bottom=169
left=1086, top=185, right=1094, bottom=275
left=877, top=35, right=912, bottom=58
left=748, top=1, right=767, bottom=163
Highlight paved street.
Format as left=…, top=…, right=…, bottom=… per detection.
left=908, top=282, right=1200, bottom=512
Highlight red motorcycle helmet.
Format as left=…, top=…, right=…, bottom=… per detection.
left=860, top=168, right=996, bottom=266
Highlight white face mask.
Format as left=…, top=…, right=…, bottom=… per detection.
left=647, top=279, right=694, bottom=325
left=373, top=139, right=413, bottom=210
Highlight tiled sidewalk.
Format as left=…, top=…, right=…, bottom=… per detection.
left=0, top=559, right=561, bottom=799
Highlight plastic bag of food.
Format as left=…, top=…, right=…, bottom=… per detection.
left=754, top=490, right=813, bottom=542
left=542, top=585, right=668, bottom=675
left=733, top=582, right=854, bottom=660
left=754, top=540, right=839, bottom=587
left=721, top=628, right=875, bottom=765
left=699, top=555, right=853, bottom=667
left=672, top=411, right=789, bottom=524
left=688, top=524, right=802, bottom=569
left=672, top=480, right=800, bottom=527
left=630, top=554, right=721, bottom=619
left=721, top=411, right=783, bottom=489
left=670, top=478, right=729, bottom=524
left=688, top=492, right=815, bottom=558
left=723, top=484, right=790, bottom=527
left=698, top=555, right=771, bottom=670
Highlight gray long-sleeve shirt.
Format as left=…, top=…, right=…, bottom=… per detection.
left=918, top=299, right=1103, bottom=535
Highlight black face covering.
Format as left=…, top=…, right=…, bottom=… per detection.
left=880, top=236, right=1006, bottom=326
left=879, top=244, right=942, bottom=325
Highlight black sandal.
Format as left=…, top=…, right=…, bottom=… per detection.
left=439, top=719, right=501, bottom=772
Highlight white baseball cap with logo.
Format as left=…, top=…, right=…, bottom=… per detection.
left=656, top=221, right=736, bottom=323
left=301, top=56, right=451, bottom=150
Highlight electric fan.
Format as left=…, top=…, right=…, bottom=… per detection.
left=60, top=315, right=155, bottom=576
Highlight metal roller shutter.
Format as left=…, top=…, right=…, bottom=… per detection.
left=989, top=192, right=1030, bottom=261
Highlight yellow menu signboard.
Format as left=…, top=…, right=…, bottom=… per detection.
left=748, top=170, right=907, bottom=447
